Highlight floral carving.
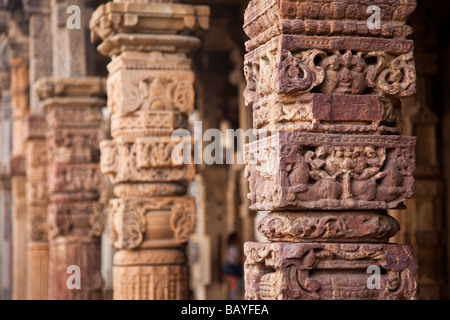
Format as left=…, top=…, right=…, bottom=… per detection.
left=367, top=52, right=416, bottom=98
left=170, top=201, right=196, bottom=243
left=279, top=49, right=326, bottom=94
left=259, top=212, right=399, bottom=243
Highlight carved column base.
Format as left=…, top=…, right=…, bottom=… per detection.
left=113, top=249, right=188, bottom=300
left=244, top=242, right=418, bottom=300
left=26, top=242, right=49, bottom=300
left=48, top=237, right=102, bottom=300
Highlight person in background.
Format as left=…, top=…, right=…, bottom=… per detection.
left=223, top=232, right=243, bottom=300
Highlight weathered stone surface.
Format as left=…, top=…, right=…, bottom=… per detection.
left=246, top=132, right=416, bottom=211
left=244, top=242, right=418, bottom=300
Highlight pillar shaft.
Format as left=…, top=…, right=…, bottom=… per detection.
left=90, top=0, right=209, bottom=300
left=243, top=0, right=418, bottom=300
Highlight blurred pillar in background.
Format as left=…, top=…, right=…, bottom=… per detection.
left=90, top=0, right=209, bottom=299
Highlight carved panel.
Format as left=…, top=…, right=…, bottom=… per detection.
left=110, top=110, right=187, bottom=139
left=244, top=242, right=418, bottom=300
left=106, top=70, right=195, bottom=116
left=47, top=128, right=102, bottom=164
left=109, top=197, right=195, bottom=250
left=47, top=163, right=102, bottom=200
left=26, top=181, right=48, bottom=205
left=46, top=108, right=104, bottom=129
left=48, top=202, right=104, bottom=240
left=25, top=139, right=47, bottom=181
left=244, top=38, right=416, bottom=106
left=246, top=132, right=416, bottom=211
left=100, top=137, right=194, bottom=184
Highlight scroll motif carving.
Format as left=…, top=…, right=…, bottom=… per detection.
left=170, top=201, right=195, bottom=242
left=259, top=211, right=399, bottom=243
left=110, top=197, right=196, bottom=250
left=245, top=46, right=416, bottom=108
left=278, top=49, right=325, bottom=94
left=110, top=199, right=147, bottom=250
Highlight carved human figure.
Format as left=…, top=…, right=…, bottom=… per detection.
left=280, top=145, right=310, bottom=201
left=376, top=148, right=406, bottom=202
left=351, top=147, right=386, bottom=201
left=306, top=147, right=342, bottom=200
left=319, top=51, right=366, bottom=95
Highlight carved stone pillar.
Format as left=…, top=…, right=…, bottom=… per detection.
left=23, top=0, right=53, bottom=300
left=90, top=0, right=209, bottom=300
left=24, top=115, right=48, bottom=300
left=9, top=53, right=30, bottom=300
left=36, top=77, right=106, bottom=300
left=243, top=0, right=419, bottom=300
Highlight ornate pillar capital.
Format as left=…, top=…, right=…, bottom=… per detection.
left=90, top=0, right=209, bottom=56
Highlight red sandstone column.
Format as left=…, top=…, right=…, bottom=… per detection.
left=243, top=0, right=418, bottom=300
left=36, top=77, right=106, bottom=300
left=24, top=115, right=49, bottom=300
left=9, top=54, right=30, bottom=300
left=90, top=0, right=209, bottom=299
